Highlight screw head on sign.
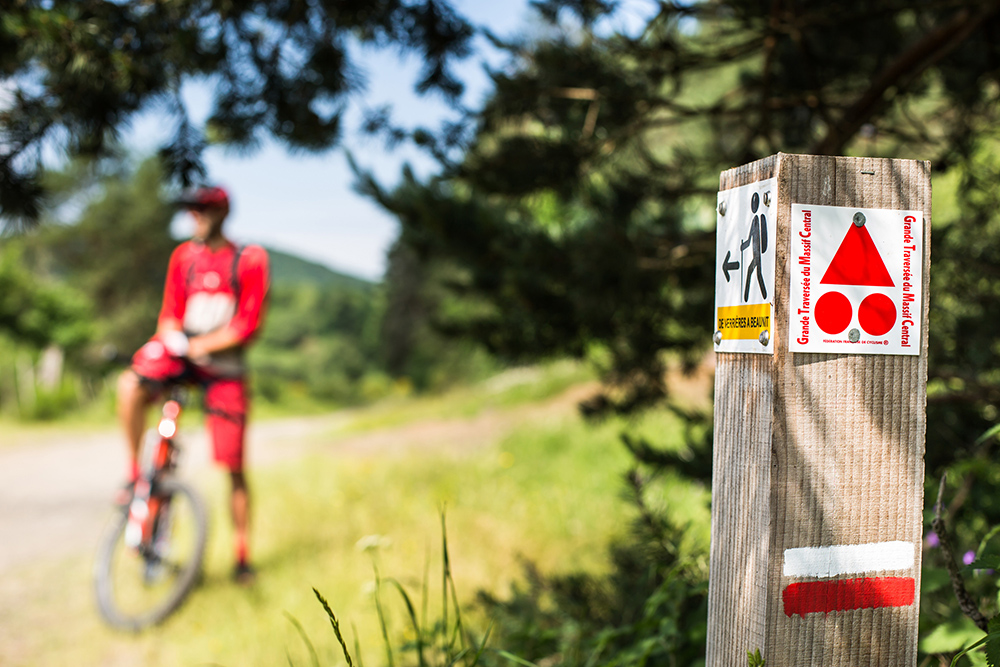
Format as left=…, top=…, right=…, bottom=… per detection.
left=713, top=330, right=723, bottom=345
left=763, top=192, right=771, bottom=207
left=853, top=212, right=866, bottom=227
left=718, top=201, right=727, bottom=216
left=849, top=328, right=861, bottom=342
left=759, top=330, right=770, bottom=346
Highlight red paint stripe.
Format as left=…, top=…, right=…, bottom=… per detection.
left=783, top=577, right=915, bottom=617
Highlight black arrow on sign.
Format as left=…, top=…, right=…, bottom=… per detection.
left=722, top=251, right=740, bottom=282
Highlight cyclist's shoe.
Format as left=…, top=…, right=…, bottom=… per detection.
left=233, top=562, right=257, bottom=586
left=143, top=558, right=166, bottom=585
left=115, top=461, right=141, bottom=506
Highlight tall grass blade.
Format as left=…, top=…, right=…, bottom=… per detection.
left=441, top=508, right=450, bottom=655
left=372, top=562, right=396, bottom=667
left=386, top=577, right=427, bottom=667
left=445, top=647, right=472, bottom=667
left=313, top=587, right=355, bottom=667
left=493, top=649, right=541, bottom=667
left=283, top=611, right=320, bottom=667
left=352, top=621, right=365, bottom=667
left=440, top=509, right=467, bottom=654
left=975, top=423, right=1000, bottom=446
left=468, top=620, right=495, bottom=667
left=448, top=567, right=466, bottom=652
left=422, top=543, right=431, bottom=639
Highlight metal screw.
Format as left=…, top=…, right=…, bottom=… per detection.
left=853, top=212, right=866, bottom=227
left=718, top=201, right=727, bottom=216
left=713, top=330, right=723, bottom=345
left=759, top=330, right=770, bottom=346
left=849, top=328, right=861, bottom=342
left=763, top=192, right=771, bottom=207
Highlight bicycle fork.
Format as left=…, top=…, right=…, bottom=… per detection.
left=125, top=400, right=181, bottom=551
left=125, top=479, right=159, bottom=549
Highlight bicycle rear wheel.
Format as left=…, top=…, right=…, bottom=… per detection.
left=94, top=478, right=208, bottom=631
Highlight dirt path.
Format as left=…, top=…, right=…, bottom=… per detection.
left=0, top=383, right=596, bottom=577
left=0, top=414, right=334, bottom=575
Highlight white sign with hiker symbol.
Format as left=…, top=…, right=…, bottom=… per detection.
left=714, top=177, right=776, bottom=354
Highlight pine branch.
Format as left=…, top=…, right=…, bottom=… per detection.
left=811, top=4, right=1000, bottom=155
left=930, top=473, right=989, bottom=632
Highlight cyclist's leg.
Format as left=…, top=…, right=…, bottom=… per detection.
left=117, top=370, right=152, bottom=479
left=121, top=338, right=189, bottom=482
left=204, top=376, right=252, bottom=576
left=230, top=470, right=251, bottom=571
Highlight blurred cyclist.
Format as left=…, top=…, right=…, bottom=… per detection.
left=116, top=186, right=269, bottom=585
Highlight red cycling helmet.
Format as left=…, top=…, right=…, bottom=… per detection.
left=174, top=186, right=230, bottom=210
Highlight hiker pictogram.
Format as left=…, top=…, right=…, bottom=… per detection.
left=740, top=192, right=768, bottom=302
left=719, top=192, right=769, bottom=302
left=815, top=215, right=896, bottom=336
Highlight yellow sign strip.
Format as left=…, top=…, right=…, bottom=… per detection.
left=716, top=304, right=771, bottom=340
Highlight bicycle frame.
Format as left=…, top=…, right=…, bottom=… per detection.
left=124, top=388, right=186, bottom=551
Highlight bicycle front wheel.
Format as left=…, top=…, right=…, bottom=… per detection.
left=94, top=478, right=208, bottom=631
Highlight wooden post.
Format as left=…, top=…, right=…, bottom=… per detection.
left=706, top=154, right=931, bottom=666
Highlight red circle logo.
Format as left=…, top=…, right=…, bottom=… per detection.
left=858, top=293, right=896, bottom=336
left=815, top=291, right=852, bottom=334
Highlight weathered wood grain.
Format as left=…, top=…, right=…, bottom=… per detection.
left=707, top=154, right=930, bottom=666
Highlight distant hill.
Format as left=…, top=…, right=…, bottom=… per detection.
left=265, top=247, right=375, bottom=290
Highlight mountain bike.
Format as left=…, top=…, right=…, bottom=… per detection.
left=94, top=386, right=208, bottom=631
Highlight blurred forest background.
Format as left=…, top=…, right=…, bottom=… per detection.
left=6, top=0, right=1000, bottom=664
left=0, top=155, right=493, bottom=418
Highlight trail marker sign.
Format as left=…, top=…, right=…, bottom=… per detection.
left=790, top=204, right=923, bottom=354
left=707, top=154, right=930, bottom=667
left=714, top=178, right=777, bottom=354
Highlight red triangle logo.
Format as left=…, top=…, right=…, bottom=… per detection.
left=821, top=224, right=895, bottom=287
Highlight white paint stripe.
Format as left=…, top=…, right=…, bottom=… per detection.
left=783, top=541, right=915, bottom=578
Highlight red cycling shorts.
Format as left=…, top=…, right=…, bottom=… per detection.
left=131, top=337, right=248, bottom=472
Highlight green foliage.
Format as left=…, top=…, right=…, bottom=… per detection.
left=311, top=515, right=502, bottom=667
left=746, top=649, right=765, bottom=667
left=364, top=1, right=1000, bottom=416
left=0, top=241, right=93, bottom=418
left=379, top=238, right=497, bottom=392
left=0, top=243, right=92, bottom=351
left=947, top=615, right=1000, bottom=667
left=27, top=157, right=176, bottom=359
left=249, top=280, right=387, bottom=405
left=477, top=530, right=708, bottom=667
left=269, top=249, right=375, bottom=291
left=0, top=0, right=474, bottom=223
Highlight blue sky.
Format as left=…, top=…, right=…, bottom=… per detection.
left=133, top=0, right=656, bottom=281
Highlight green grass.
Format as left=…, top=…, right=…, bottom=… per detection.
left=339, top=360, right=595, bottom=433
left=0, top=364, right=709, bottom=666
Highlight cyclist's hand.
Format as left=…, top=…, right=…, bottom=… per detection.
left=186, top=337, right=212, bottom=366
left=161, top=331, right=190, bottom=358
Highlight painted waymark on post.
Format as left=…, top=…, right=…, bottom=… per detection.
left=781, top=541, right=917, bottom=616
